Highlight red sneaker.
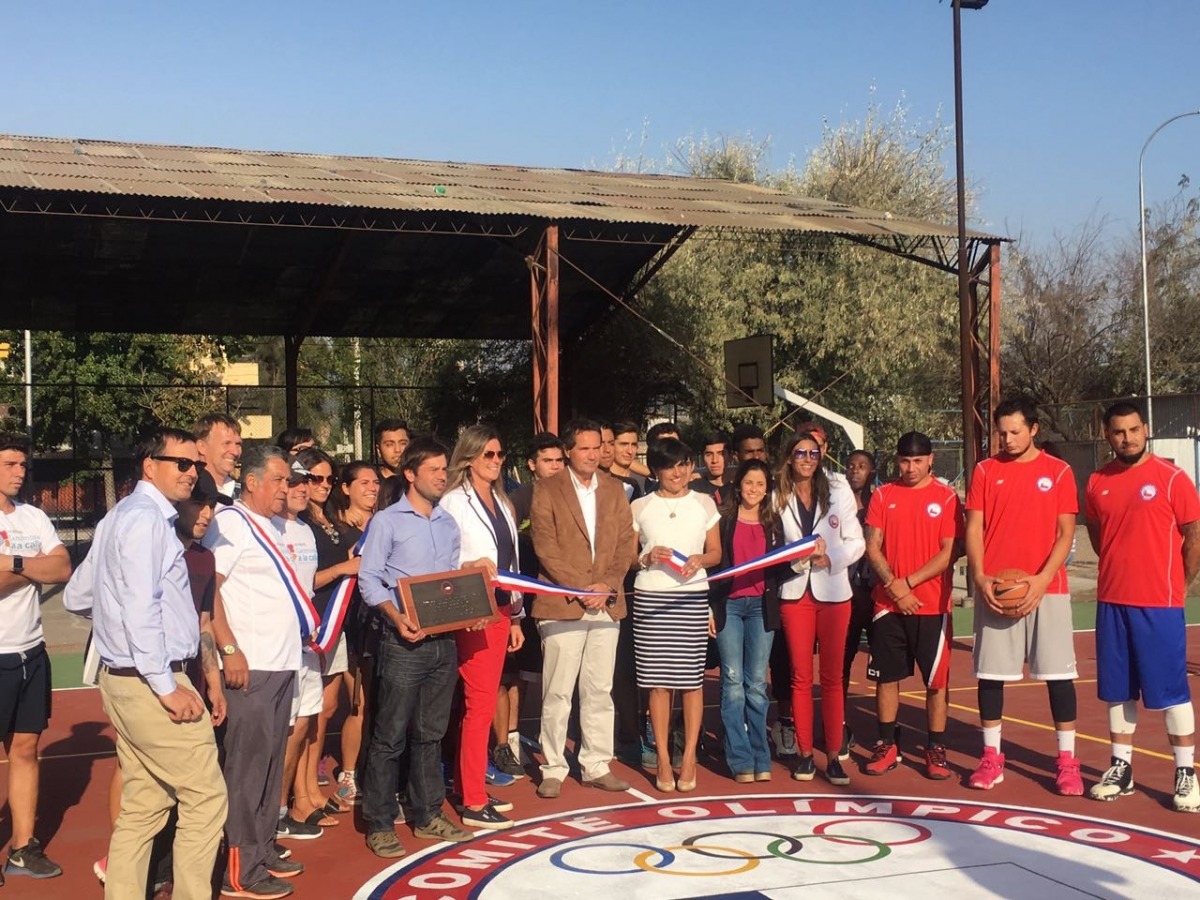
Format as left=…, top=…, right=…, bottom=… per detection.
left=968, top=747, right=1005, bottom=790
left=1055, top=751, right=1084, bottom=796
left=924, top=744, right=952, bottom=780
left=864, top=741, right=898, bottom=776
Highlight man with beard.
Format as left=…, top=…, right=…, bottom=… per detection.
left=1085, top=402, right=1199, bottom=812
left=965, top=397, right=1082, bottom=796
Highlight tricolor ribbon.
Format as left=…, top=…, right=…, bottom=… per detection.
left=705, top=535, right=819, bottom=583
left=218, top=505, right=321, bottom=642
left=492, top=569, right=613, bottom=599
left=311, top=526, right=369, bottom=654
left=651, top=535, right=820, bottom=589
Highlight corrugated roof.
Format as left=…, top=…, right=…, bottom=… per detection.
left=0, top=134, right=1002, bottom=241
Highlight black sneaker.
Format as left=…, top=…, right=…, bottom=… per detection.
left=220, top=875, right=294, bottom=898
left=791, top=754, right=816, bottom=782
left=1089, top=757, right=1134, bottom=802
left=826, top=757, right=851, bottom=785
left=452, top=793, right=514, bottom=814
left=5, top=838, right=62, bottom=879
left=460, top=803, right=514, bottom=831
left=267, top=858, right=304, bottom=879
left=491, top=744, right=526, bottom=779
left=275, top=815, right=322, bottom=840
left=273, top=842, right=291, bottom=860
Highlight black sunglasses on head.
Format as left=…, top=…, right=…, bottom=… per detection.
left=152, top=456, right=205, bottom=473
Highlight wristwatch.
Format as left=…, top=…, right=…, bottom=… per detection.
left=11, top=556, right=23, bottom=574
left=220, top=644, right=238, bottom=656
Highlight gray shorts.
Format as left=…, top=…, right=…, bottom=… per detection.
left=972, top=593, right=1077, bottom=681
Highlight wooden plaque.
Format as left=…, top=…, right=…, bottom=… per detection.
left=396, top=568, right=499, bottom=635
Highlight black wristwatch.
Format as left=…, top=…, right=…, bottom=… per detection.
left=11, top=556, right=23, bottom=575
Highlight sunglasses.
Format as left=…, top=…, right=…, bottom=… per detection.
left=153, top=456, right=205, bottom=473
left=792, top=449, right=822, bottom=460
left=307, top=474, right=335, bottom=485
left=482, top=449, right=507, bottom=461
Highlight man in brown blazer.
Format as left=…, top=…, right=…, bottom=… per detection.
left=530, top=419, right=637, bottom=798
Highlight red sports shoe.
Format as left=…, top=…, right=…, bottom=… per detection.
left=968, top=747, right=1005, bottom=790
left=864, top=741, right=898, bottom=776
left=1055, top=751, right=1084, bottom=796
left=925, top=744, right=951, bottom=780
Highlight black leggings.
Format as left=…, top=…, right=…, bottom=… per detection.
left=978, top=678, right=1076, bottom=723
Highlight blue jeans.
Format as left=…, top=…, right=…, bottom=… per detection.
left=362, top=631, right=457, bottom=832
left=716, top=595, right=775, bottom=775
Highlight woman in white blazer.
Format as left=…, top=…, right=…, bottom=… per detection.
left=776, top=429, right=865, bottom=786
left=440, top=425, right=525, bottom=831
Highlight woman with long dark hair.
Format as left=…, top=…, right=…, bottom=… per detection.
left=298, top=450, right=379, bottom=809
left=631, top=437, right=722, bottom=792
left=440, top=425, right=525, bottom=831
left=709, top=459, right=785, bottom=783
left=775, top=431, right=864, bottom=785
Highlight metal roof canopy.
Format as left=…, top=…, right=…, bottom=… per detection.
left=0, top=135, right=1006, bottom=437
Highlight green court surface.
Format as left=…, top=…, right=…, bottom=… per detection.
left=48, top=597, right=1199, bottom=690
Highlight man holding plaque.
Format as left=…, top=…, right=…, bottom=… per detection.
left=358, top=437, right=476, bottom=858
left=530, top=419, right=638, bottom=799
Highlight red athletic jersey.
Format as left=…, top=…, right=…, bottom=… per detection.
left=965, top=451, right=1078, bottom=593
left=867, top=480, right=963, bottom=615
left=1085, top=455, right=1200, bottom=608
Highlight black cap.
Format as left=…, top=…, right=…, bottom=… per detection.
left=191, top=467, right=233, bottom=506
left=896, top=431, right=934, bottom=456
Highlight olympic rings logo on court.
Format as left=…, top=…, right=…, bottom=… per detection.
left=549, top=818, right=932, bottom=877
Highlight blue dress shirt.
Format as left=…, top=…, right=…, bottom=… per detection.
left=359, top=494, right=461, bottom=612
left=84, top=481, right=199, bottom=696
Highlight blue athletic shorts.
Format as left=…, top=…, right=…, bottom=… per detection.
left=1096, top=603, right=1189, bottom=710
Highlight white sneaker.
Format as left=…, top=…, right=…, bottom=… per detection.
left=1173, top=766, right=1199, bottom=813
left=336, top=769, right=361, bottom=806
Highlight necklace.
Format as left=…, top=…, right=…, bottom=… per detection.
left=658, top=490, right=686, bottom=518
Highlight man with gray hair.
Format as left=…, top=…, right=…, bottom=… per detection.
left=204, top=444, right=317, bottom=899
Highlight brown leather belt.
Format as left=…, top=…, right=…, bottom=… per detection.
left=103, top=660, right=187, bottom=677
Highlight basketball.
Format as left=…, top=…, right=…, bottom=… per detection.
left=993, top=568, right=1030, bottom=617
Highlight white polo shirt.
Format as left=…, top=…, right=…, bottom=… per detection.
left=0, top=503, right=62, bottom=652
left=204, top=503, right=303, bottom=672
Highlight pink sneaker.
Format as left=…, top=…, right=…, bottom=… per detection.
left=93, top=856, right=107, bottom=884
left=968, top=748, right=1005, bottom=790
left=1055, top=751, right=1084, bottom=796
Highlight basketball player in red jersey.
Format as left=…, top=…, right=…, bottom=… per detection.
left=964, top=397, right=1082, bottom=795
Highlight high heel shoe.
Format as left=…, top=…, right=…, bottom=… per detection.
left=676, top=776, right=697, bottom=793
left=655, top=776, right=677, bottom=792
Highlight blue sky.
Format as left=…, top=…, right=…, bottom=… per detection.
left=4, top=1, right=1198, bottom=247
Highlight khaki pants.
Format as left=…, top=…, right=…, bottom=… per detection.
left=538, top=612, right=619, bottom=781
left=99, top=671, right=227, bottom=900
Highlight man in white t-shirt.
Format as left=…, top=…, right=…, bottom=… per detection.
left=0, top=434, right=71, bottom=881
left=194, top=413, right=244, bottom=500
left=204, top=445, right=307, bottom=898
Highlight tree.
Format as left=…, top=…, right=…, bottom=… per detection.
left=577, top=97, right=970, bottom=456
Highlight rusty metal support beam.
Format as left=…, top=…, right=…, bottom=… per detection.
left=529, top=225, right=561, bottom=433
left=987, top=243, right=1002, bottom=454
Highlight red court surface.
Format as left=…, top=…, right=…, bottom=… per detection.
left=3, top=627, right=1197, bottom=898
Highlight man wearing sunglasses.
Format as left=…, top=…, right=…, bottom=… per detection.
left=67, top=427, right=227, bottom=899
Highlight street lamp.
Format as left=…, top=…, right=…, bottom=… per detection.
left=1138, top=110, right=1200, bottom=440
left=952, top=0, right=987, bottom=484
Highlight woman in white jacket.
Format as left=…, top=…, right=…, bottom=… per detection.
left=776, top=430, right=865, bottom=786
left=440, top=425, right=525, bottom=831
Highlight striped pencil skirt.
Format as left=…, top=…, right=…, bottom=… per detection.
left=632, top=589, right=710, bottom=690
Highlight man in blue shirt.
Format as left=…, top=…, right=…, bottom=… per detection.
left=359, top=437, right=475, bottom=857
left=73, top=427, right=228, bottom=900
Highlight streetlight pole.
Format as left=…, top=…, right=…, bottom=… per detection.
left=1139, top=110, right=1200, bottom=440
left=953, top=0, right=987, bottom=485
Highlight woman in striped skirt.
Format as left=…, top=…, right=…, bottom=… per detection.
left=631, top=437, right=722, bottom=793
